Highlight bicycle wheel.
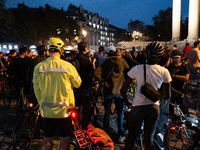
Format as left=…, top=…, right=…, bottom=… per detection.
left=3, top=86, right=11, bottom=108
left=70, top=139, right=79, bottom=150
left=13, top=113, right=33, bottom=150
left=16, top=88, right=25, bottom=119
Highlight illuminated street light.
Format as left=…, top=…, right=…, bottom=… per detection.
left=82, top=30, right=87, bottom=37
left=82, top=30, right=87, bottom=42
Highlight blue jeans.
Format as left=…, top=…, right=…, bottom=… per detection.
left=156, top=100, right=169, bottom=135
left=103, top=94, right=125, bottom=136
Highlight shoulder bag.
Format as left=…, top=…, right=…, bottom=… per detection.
left=141, top=64, right=161, bottom=102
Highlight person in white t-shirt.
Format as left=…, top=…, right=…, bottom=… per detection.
left=120, top=41, right=172, bottom=150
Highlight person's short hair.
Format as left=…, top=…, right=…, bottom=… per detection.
left=132, top=46, right=135, bottom=51
left=10, top=49, right=16, bottom=55
left=37, top=45, right=47, bottom=55
left=78, top=42, right=87, bottom=52
left=185, top=43, right=189, bottom=46
left=173, top=45, right=177, bottom=48
left=98, top=46, right=104, bottom=52
left=194, top=41, right=200, bottom=47
left=158, top=51, right=171, bottom=66
left=19, top=47, right=27, bottom=55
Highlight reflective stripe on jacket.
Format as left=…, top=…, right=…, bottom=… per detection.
left=33, top=57, right=82, bottom=118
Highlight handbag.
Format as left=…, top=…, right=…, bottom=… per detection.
left=141, top=64, right=161, bottom=102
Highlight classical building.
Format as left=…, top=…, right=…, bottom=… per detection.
left=172, top=0, right=199, bottom=41
left=66, top=4, right=118, bottom=51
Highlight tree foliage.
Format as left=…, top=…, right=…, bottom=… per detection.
left=127, top=19, right=145, bottom=32
left=1, top=3, right=80, bottom=47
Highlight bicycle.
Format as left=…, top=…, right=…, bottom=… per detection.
left=164, top=102, right=199, bottom=150
left=12, top=101, right=40, bottom=150
left=123, top=108, right=162, bottom=150
left=15, top=80, right=28, bottom=119
left=183, top=70, right=200, bottom=110
left=0, top=70, right=11, bottom=108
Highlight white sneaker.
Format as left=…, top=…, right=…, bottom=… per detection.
left=156, top=133, right=164, bottom=147
left=118, top=135, right=126, bottom=143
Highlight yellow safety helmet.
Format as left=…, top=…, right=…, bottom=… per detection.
left=47, top=37, right=64, bottom=52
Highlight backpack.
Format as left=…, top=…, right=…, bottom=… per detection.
left=70, top=59, right=80, bottom=72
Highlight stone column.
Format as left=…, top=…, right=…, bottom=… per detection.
left=187, top=0, right=199, bottom=40
left=172, top=0, right=181, bottom=41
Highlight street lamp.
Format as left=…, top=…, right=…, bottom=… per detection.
left=82, top=30, right=87, bottom=42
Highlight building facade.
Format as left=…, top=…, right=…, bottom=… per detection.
left=66, top=4, right=117, bottom=52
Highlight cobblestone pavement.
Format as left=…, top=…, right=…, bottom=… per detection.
left=0, top=94, right=126, bottom=150
left=0, top=94, right=199, bottom=150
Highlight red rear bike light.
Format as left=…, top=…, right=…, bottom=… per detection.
left=71, top=112, right=76, bottom=118
left=29, top=103, right=33, bottom=108
left=170, top=126, right=176, bottom=130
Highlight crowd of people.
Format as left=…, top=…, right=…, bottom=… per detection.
left=1, top=38, right=200, bottom=150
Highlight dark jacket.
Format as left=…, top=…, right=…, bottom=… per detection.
left=94, top=56, right=129, bottom=95
left=75, top=53, right=93, bottom=88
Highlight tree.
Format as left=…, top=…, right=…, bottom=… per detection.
left=151, top=7, right=172, bottom=41
left=7, top=3, right=80, bottom=46
left=127, top=19, right=145, bottom=32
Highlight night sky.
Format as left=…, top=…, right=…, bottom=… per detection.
left=5, top=0, right=189, bottom=29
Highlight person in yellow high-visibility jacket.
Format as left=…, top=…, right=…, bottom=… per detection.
left=33, top=37, right=82, bottom=150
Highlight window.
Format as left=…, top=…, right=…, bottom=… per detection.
left=93, top=23, right=96, bottom=28
left=101, top=31, right=103, bottom=35
left=105, top=32, right=107, bottom=36
left=100, top=20, right=102, bottom=24
left=105, top=27, right=107, bottom=31
left=14, top=45, right=18, bottom=49
left=107, top=38, right=109, bottom=41
left=89, top=22, right=92, bottom=26
left=100, top=36, right=103, bottom=40
left=74, top=29, right=76, bottom=35
left=97, top=25, right=99, bottom=29
left=73, top=17, right=76, bottom=20
left=103, top=42, right=105, bottom=46
left=89, top=15, right=91, bottom=20
left=3, top=45, right=7, bottom=50
left=9, top=45, right=12, bottom=50
left=100, top=26, right=102, bottom=30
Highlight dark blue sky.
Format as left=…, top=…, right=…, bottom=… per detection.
left=5, top=0, right=189, bottom=29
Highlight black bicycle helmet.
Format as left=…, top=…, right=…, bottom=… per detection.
left=171, top=49, right=182, bottom=57
left=145, top=41, right=165, bottom=62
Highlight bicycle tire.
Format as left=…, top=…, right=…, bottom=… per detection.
left=70, top=139, right=79, bottom=150
left=13, top=113, right=33, bottom=150
left=16, top=88, right=25, bottom=119
left=3, top=86, right=11, bottom=108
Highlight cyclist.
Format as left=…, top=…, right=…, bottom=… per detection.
left=168, top=49, right=190, bottom=115
left=8, top=47, right=32, bottom=94
left=120, top=41, right=171, bottom=150
left=92, top=46, right=107, bottom=69
left=7, top=49, right=17, bottom=65
left=95, top=45, right=129, bottom=143
left=73, top=42, right=94, bottom=130
left=33, top=37, right=82, bottom=150
left=184, top=40, right=200, bottom=80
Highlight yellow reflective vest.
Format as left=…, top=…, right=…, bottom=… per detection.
left=33, top=57, right=82, bottom=118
